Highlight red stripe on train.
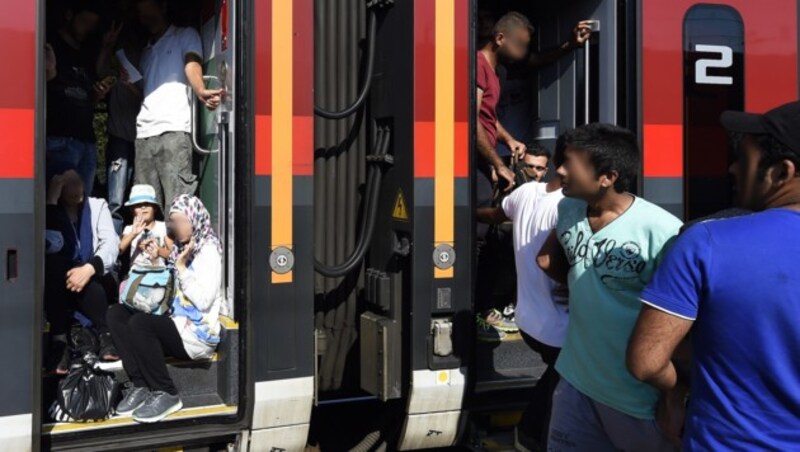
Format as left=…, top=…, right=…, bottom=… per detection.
left=292, top=0, right=314, bottom=176
left=254, top=0, right=272, bottom=176
left=453, top=0, right=469, bottom=179
left=0, top=109, right=34, bottom=178
left=414, top=0, right=436, bottom=178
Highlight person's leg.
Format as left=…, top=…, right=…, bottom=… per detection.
left=519, top=333, right=561, bottom=448
left=475, top=162, right=495, bottom=240
left=106, top=304, right=148, bottom=388
left=127, top=313, right=189, bottom=395
left=76, top=140, right=97, bottom=197
left=594, top=401, right=675, bottom=452
left=547, top=379, right=617, bottom=452
left=134, top=137, right=164, bottom=208
left=44, top=254, right=76, bottom=337
left=107, top=136, right=134, bottom=235
left=76, top=277, right=111, bottom=334
left=161, top=132, right=197, bottom=207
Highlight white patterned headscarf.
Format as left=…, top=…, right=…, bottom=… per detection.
left=168, top=195, right=222, bottom=264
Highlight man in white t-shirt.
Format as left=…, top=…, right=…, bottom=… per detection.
left=133, top=0, right=222, bottom=207
left=477, top=146, right=566, bottom=451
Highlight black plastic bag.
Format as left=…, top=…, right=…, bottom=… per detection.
left=50, top=353, right=120, bottom=422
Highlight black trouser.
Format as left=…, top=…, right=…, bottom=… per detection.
left=106, top=304, right=189, bottom=395
left=520, top=332, right=561, bottom=447
left=45, top=253, right=110, bottom=336
left=475, top=224, right=517, bottom=314
left=474, top=157, right=516, bottom=314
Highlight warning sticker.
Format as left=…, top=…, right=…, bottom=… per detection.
left=392, top=189, right=409, bottom=221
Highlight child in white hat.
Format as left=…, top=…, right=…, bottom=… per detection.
left=119, top=184, right=173, bottom=268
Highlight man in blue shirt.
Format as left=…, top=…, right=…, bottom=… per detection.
left=628, top=100, right=800, bottom=450
left=538, top=124, right=681, bottom=451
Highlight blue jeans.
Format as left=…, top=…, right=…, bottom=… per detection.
left=106, top=135, right=135, bottom=235
left=46, top=136, right=97, bottom=197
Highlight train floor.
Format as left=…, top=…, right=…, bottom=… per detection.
left=475, top=331, right=547, bottom=392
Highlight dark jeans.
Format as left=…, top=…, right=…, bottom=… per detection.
left=106, top=135, right=135, bottom=235
left=106, top=304, right=189, bottom=395
left=45, top=253, right=110, bottom=335
left=134, top=132, right=198, bottom=209
left=46, top=136, right=97, bottom=197
left=520, top=332, right=561, bottom=447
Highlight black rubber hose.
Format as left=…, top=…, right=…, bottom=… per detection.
left=314, top=128, right=390, bottom=276
left=314, top=10, right=377, bottom=119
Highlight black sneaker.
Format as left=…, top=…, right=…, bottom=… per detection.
left=133, top=391, right=182, bottom=423
left=116, top=386, right=151, bottom=416
left=98, top=332, right=120, bottom=362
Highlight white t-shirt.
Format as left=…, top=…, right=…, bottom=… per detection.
left=123, top=220, right=168, bottom=267
left=137, top=26, right=203, bottom=138
left=501, top=182, right=568, bottom=347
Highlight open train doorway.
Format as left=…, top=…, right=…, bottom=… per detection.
left=40, top=0, right=245, bottom=448
left=468, top=0, right=625, bottom=444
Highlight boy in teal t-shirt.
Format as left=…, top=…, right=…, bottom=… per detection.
left=538, top=124, right=681, bottom=451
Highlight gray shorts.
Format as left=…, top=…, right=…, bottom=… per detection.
left=548, top=379, right=675, bottom=452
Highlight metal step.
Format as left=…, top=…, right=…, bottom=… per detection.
left=42, top=318, right=239, bottom=434
left=474, top=334, right=547, bottom=393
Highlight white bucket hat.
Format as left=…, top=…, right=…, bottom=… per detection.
left=125, top=184, right=161, bottom=208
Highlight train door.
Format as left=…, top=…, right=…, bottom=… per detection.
left=36, top=1, right=250, bottom=449
left=0, top=0, right=39, bottom=450
left=640, top=0, right=799, bottom=219
left=468, top=0, right=622, bottom=411
left=248, top=0, right=316, bottom=450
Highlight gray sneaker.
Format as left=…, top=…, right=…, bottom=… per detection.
left=116, top=386, right=150, bottom=416
left=133, top=391, right=183, bottom=423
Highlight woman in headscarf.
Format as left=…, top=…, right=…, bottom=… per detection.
left=107, top=195, right=223, bottom=423
left=45, top=169, right=120, bottom=374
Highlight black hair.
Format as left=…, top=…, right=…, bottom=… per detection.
left=525, top=142, right=551, bottom=159
left=492, top=12, right=534, bottom=38
left=562, top=123, right=640, bottom=193
left=754, top=133, right=800, bottom=179
left=730, top=132, right=800, bottom=180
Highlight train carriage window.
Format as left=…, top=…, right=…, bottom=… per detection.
left=683, top=5, right=745, bottom=220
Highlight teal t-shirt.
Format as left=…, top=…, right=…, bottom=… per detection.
left=554, top=196, right=682, bottom=419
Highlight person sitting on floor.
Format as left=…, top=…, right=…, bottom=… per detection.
left=45, top=170, right=120, bottom=374
left=107, top=194, right=224, bottom=423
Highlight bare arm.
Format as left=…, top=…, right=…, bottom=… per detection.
left=476, top=207, right=510, bottom=224
left=476, top=88, right=505, bottom=169
left=627, top=305, right=694, bottom=391
left=185, top=53, right=223, bottom=110
left=537, top=229, right=569, bottom=285
left=528, top=20, right=592, bottom=69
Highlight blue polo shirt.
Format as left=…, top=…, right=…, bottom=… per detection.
left=641, top=209, right=800, bottom=450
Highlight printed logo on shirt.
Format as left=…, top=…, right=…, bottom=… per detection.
left=560, top=230, right=646, bottom=291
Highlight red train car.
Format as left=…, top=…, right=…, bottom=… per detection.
left=0, top=0, right=796, bottom=450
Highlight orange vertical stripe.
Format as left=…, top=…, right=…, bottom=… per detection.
left=434, top=0, right=455, bottom=279
left=272, top=0, right=293, bottom=283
